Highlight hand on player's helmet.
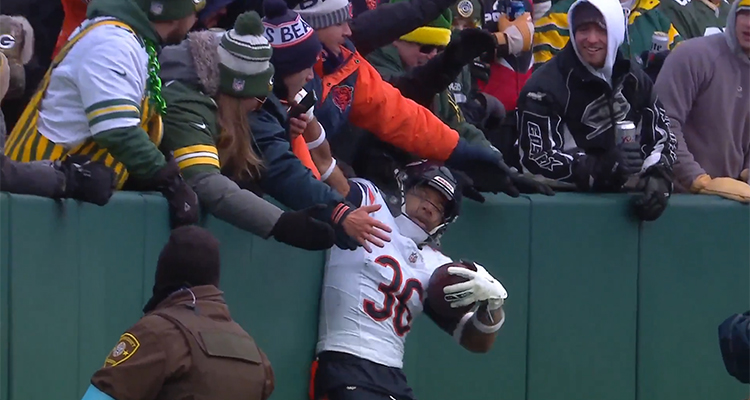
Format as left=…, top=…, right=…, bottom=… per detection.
left=333, top=203, right=392, bottom=252
left=443, top=261, right=508, bottom=310
left=446, top=139, right=554, bottom=197
left=451, top=169, right=485, bottom=203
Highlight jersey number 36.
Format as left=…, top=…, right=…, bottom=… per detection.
left=363, top=255, right=424, bottom=336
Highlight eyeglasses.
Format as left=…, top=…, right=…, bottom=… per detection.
left=254, top=97, right=267, bottom=106
left=409, top=187, right=446, bottom=216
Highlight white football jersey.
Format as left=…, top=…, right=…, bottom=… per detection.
left=316, top=178, right=453, bottom=368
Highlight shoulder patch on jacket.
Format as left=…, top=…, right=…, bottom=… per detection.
left=104, top=332, right=140, bottom=367
left=331, top=85, right=354, bottom=112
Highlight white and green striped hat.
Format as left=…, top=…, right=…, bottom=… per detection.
left=217, top=11, right=275, bottom=98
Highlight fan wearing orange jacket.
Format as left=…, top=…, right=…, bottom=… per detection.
left=288, top=0, right=549, bottom=196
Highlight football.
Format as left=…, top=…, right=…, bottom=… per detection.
left=427, top=261, right=478, bottom=319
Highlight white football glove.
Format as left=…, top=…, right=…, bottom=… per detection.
left=443, top=262, right=508, bottom=310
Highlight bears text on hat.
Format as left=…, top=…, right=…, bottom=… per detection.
left=264, top=16, right=314, bottom=47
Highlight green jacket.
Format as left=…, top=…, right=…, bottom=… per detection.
left=159, top=80, right=221, bottom=180
left=659, top=0, right=731, bottom=39
left=366, top=45, right=493, bottom=149
left=159, top=77, right=283, bottom=239
left=533, top=0, right=682, bottom=68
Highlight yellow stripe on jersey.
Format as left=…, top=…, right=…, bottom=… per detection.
left=667, top=24, right=680, bottom=48
left=535, top=12, right=569, bottom=30
left=173, top=144, right=218, bottom=158
left=535, top=29, right=570, bottom=53
left=178, top=156, right=221, bottom=169
left=87, top=104, right=140, bottom=120
left=534, top=49, right=557, bottom=65
left=173, top=144, right=220, bottom=171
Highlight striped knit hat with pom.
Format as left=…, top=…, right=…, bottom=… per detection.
left=218, top=11, right=275, bottom=98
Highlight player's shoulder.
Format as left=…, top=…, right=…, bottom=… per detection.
left=349, top=177, right=383, bottom=206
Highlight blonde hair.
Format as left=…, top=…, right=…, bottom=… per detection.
left=215, top=94, right=263, bottom=180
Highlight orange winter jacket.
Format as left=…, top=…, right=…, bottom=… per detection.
left=311, top=41, right=460, bottom=162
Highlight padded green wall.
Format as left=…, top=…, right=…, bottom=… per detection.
left=0, top=192, right=747, bottom=400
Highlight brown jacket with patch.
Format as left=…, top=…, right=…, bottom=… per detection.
left=91, top=285, right=274, bottom=400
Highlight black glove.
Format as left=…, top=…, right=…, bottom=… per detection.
left=270, top=204, right=336, bottom=251
left=58, top=155, right=116, bottom=206
left=469, top=60, right=491, bottom=84
left=632, top=165, right=673, bottom=221
left=330, top=202, right=359, bottom=251
left=452, top=169, right=485, bottom=203
left=444, top=28, right=497, bottom=68
left=574, top=145, right=643, bottom=191
left=446, top=139, right=554, bottom=197
left=150, top=156, right=200, bottom=228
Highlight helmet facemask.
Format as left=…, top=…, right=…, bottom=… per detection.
left=393, top=161, right=461, bottom=247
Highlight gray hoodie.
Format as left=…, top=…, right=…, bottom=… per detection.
left=568, top=0, right=626, bottom=86
left=654, top=0, right=750, bottom=191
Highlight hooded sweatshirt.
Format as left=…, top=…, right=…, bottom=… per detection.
left=516, top=0, right=676, bottom=189
left=568, top=0, right=626, bottom=85
left=534, top=0, right=681, bottom=68
left=653, top=0, right=750, bottom=191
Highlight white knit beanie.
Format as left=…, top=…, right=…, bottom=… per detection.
left=294, top=0, right=352, bottom=29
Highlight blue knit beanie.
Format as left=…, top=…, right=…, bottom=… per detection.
left=262, top=0, right=323, bottom=78
left=719, top=311, right=750, bottom=384
left=198, top=0, right=236, bottom=22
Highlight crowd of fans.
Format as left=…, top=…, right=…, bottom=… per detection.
left=0, top=0, right=748, bottom=388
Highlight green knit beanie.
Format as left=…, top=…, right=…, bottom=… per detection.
left=218, top=11, right=275, bottom=99
left=394, top=3, right=453, bottom=46
left=144, top=0, right=206, bottom=22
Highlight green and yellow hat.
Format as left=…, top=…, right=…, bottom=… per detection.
left=393, top=2, right=453, bottom=46
left=140, top=0, right=207, bottom=22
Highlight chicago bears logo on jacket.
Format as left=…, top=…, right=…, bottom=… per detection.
left=331, top=85, right=354, bottom=112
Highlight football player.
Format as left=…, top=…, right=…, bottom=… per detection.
left=312, top=161, right=508, bottom=400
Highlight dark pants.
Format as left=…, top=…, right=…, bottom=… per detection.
left=327, top=386, right=396, bottom=400
left=314, top=351, right=416, bottom=400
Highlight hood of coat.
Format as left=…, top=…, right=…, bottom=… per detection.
left=568, top=0, right=625, bottom=84
left=159, top=30, right=223, bottom=96
left=725, top=0, right=750, bottom=61
left=86, top=0, right=161, bottom=46
left=367, top=44, right=406, bottom=77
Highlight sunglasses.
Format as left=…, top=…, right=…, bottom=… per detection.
left=418, top=44, right=446, bottom=54
left=404, top=41, right=446, bottom=54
